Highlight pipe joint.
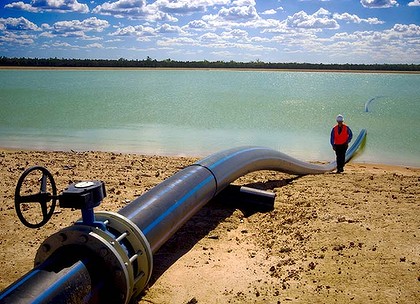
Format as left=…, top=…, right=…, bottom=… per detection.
left=95, top=211, right=153, bottom=300
left=34, top=211, right=152, bottom=303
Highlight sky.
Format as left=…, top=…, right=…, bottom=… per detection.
left=0, top=0, right=419, bottom=64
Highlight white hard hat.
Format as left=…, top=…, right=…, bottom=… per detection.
left=336, top=114, right=344, bottom=122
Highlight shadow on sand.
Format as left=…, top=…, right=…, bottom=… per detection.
left=135, top=175, right=300, bottom=302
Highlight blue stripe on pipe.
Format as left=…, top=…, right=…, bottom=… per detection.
left=0, top=269, right=42, bottom=300
left=207, top=147, right=264, bottom=171
left=32, top=261, right=88, bottom=304
left=142, top=175, right=214, bottom=235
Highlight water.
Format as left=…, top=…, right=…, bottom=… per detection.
left=0, top=69, right=419, bottom=167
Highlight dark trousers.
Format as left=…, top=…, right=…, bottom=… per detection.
left=335, top=144, right=348, bottom=172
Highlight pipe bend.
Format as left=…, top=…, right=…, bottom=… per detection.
left=195, top=129, right=366, bottom=195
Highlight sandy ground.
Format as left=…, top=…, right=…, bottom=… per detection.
left=0, top=149, right=419, bottom=303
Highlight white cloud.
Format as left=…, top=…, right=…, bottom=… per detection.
left=158, top=24, right=185, bottom=34
left=86, top=42, right=103, bottom=48
left=360, top=0, right=399, bottom=8
left=154, top=0, right=230, bottom=15
left=314, top=8, right=331, bottom=17
left=5, top=0, right=89, bottom=13
left=221, top=29, right=249, bottom=39
left=333, top=13, right=384, bottom=24
left=110, top=25, right=142, bottom=36
left=232, top=0, right=256, bottom=6
left=185, top=20, right=209, bottom=30
left=52, top=17, right=109, bottom=34
left=408, top=0, right=420, bottom=6
left=4, top=1, right=38, bottom=13
left=333, top=33, right=417, bottom=62
left=91, top=0, right=232, bottom=23
left=110, top=25, right=156, bottom=37
left=93, top=0, right=177, bottom=21
left=261, top=9, right=277, bottom=15
left=286, top=9, right=339, bottom=29
left=50, top=42, right=74, bottom=48
left=0, top=17, right=41, bottom=31
left=93, top=0, right=145, bottom=18
left=39, top=31, right=54, bottom=38
left=391, top=23, right=420, bottom=37
left=155, top=26, right=277, bottom=56
left=157, top=36, right=199, bottom=47
left=218, top=5, right=260, bottom=21
left=202, top=0, right=261, bottom=26
left=199, top=32, right=221, bottom=44
left=331, top=24, right=420, bottom=48
left=0, top=31, right=35, bottom=44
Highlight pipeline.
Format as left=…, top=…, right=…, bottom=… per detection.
left=0, top=129, right=366, bottom=304
left=119, top=129, right=368, bottom=254
left=364, top=96, right=384, bottom=112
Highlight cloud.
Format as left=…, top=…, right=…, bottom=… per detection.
left=86, top=42, right=103, bottom=48
left=110, top=25, right=156, bottom=37
left=52, top=17, right=109, bottom=34
left=50, top=42, right=74, bottom=48
left=185, top=20, right=209, bottom=30
left=156, top=22, right=276, bottom=55
left=157, top=36, right=199, bottom=47
left=391, top=23, right=420, bottom=37
left=232, top=0, right=256, bottom=6
left=261, top=9, right=277, bottom=15
left=154, top=0, right=230, bottom=15
left=93, top=0, right=147, bottom=19
left=333, top=13, right=384, bottom=24
left=92, top=0, right=179, bottom=22
left=297, top=22, right=420, bottom=63
left=5, top=0, right=89, bottom=13
left=0, top=31, right=36, bottom=44
left=0, top=17, right=41, bottom=31
left=158, top=24, right=185, bottom=34
left=202, top=0, right=261, bottom=26
left=39, top=17, right=110, bottom=40
left=360, top=0, right=399, bottom=8
left=0, top=18, right=38, bottom=46
left=330, top=24, right=420, bottom=48
left=408, top=0, right=420, bottom=6
left=222, top=28, right=249, bottom=38
left=286, top=8, right=339, bottom=29
left=217, top=5, right=260, bottom=21
left=93, top=0, right=232, bottom=21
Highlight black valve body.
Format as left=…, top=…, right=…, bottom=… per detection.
left=60, top=181, right=106, bottom=210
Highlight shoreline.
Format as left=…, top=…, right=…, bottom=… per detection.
left=1, top=65, right=419, bottom=74
left=1, top=147, right=418, bottom=170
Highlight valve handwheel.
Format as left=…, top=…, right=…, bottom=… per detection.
left=14, top=166, right=57, bottom=228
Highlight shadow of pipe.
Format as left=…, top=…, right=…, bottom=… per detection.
left=135, top=175, right=301, bottom=301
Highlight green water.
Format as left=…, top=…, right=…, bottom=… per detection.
left=0, top=69, right=419, bottom=167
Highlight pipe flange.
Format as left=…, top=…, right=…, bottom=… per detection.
left=35, top=225, right=131, bottom=304
left=95, top=211, right=153, bottom=299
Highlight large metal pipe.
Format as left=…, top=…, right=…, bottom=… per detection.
left=0, top=259, right=93, bottom=304
left=119, top=129, right=367, bottom=253
left=0, top=129, right=366, bottom=304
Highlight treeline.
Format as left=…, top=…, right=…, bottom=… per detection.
left=1, top=56, right=419, bottom=71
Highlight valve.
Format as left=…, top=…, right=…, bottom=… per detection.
left=14, top=166, right=58, bottom=228
left=14, top=166, right=106, bottom=229
left=13, top=166, right=153, bottom=303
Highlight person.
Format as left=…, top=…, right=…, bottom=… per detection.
left=330, top=114, right=353, bottom=173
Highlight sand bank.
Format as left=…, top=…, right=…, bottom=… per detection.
left=0, top=150, right=419, bottom=303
